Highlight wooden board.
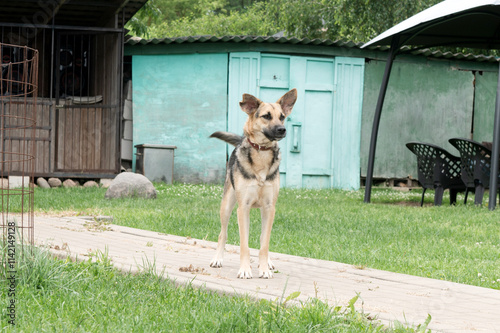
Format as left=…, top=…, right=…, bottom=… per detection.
left=55, top=105, right=118, bottom=173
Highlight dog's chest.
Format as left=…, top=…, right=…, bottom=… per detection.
left=249, top=148, right=279, bottom=171
left=235, top=145, right=281, bottom=182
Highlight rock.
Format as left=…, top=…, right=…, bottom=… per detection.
left=63, top=179, right=79, bottom=188
left=105, top=172, right=157, bottom=199
left=83, top=180, right=98, bottom=188
left=48, top=178, right=62, bottom=188
left=36, top=177, right=50, bottom=189
left=0, top=178, right=8, bottom=189
left=100, top=178, right=113, bottom=188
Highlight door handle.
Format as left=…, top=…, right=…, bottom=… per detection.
left=290, top=123, right=301, bottom=153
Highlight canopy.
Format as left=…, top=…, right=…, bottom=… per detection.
left=361, top=0, right=500, bottom=209
left=364, top=0, right=500, bottom=49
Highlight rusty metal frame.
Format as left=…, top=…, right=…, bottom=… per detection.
left=1, top=42, right=38, bottom=252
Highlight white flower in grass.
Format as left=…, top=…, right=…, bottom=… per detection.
left=478, top=273, right=482, bottom=278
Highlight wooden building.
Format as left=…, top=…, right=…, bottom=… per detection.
left=1, top=0, right=147, bottom=179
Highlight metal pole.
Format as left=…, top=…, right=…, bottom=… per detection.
left=488, top=63, right=500, bottom=210
left=364, top=36, right=400, bottom=203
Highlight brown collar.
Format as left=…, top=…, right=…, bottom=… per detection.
left=247, top=137, right=272, bottom=151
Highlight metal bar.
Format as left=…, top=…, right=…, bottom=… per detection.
left=488, top=63, right=500, bottom=210
left=32, top=172, right=118, bottom=178
left=4, top=125, right=51, bottom=130
left=0, top=22, right=123, bottom=33
left=117, top=11, right=125, bottom=172
left=2, top=137, right=50, bottom=142
left=364, top=35, right=400, bottom=203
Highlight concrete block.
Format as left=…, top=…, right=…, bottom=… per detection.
left=8, top=176, right=29, bottom=188
left=121, top=139, right=133, bottom=160
left=123, top=120, right=133, bottom=140
left=123, top=99, right=133, bottom=120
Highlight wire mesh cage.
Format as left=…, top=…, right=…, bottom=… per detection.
left=1, top=42, right=38, bottom=253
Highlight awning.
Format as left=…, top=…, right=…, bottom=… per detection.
left=361, top=0, right=500, bottom=210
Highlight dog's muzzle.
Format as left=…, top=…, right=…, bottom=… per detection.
left=264, top=125, right=287, bottom=141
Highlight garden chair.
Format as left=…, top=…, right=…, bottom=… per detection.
left=406, top=142, right=465, bottom=206
left=449, top=138, right=500, bottom=205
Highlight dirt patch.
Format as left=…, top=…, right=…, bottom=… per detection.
left=179, top=264, right=209, bottom=275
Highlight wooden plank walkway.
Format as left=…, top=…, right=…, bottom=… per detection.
left=34, top=216, right=500, bottom=332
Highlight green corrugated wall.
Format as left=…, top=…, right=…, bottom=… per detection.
left=360, top=56, right=498, bottom=180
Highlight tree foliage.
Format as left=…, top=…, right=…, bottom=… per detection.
left=126, top=0, right=443, bottom=43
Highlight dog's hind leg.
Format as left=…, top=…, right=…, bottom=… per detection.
left=258, top=204, right=276, bottom=279
left=210, top=185, right=236, bottom=268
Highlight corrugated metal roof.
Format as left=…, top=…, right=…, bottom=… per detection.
left=125, top=35, right=500, bottom=63
left=126, top=35, right=360, bottom=47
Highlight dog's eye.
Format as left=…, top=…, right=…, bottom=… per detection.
left=280, top=114, right=285, bottom=121
left=262, top=113, right=272, bottom=120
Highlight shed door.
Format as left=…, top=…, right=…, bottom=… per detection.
left=228, top=53, right=364, bottom=189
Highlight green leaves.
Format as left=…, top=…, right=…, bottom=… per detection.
left=126, top=0, right=443, bottom=43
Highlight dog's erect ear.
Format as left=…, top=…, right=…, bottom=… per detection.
left=239, top=94, right=262, bottom=115
left=276, top=88, right=297, bottom=117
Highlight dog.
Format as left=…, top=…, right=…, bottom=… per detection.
left=209, top=88, right=297, bottom=279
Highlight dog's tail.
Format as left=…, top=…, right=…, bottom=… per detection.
left=210, top=131, right=244, bottom=147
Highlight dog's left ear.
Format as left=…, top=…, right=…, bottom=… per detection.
left=240, top=94, right=262, bottom=115
left=277, top=88, right=297, bottom=117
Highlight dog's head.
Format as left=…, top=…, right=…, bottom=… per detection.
left=240, top=89, right=297, bottom=143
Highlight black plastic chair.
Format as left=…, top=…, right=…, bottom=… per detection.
left=406, top=142, right=466, bottom=206
left=449, top=138, right=499, bottom=205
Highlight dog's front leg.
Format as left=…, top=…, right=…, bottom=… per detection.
left=237, top=203, right=253, bottom=279
left=259, top=204, right=275, bottom=278
left=210, top=186, right=236, bottom=268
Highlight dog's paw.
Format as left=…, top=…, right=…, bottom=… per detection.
left=268, top=259, right=275, bottom=270
left=259, top=269, right=274, bottom=279
left=237, top=266, right=253, bottom=279
left=210, top=257, right=223, bottom=268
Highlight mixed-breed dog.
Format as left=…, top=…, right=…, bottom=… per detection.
left=209, top=89, right=297, bottom=279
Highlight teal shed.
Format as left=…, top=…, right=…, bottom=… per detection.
left=124, top=36, right=499, bottom=189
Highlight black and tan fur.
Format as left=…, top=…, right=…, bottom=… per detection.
left=210, top=89, right=297, bottom=279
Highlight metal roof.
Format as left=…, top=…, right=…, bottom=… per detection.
left=125, top=35, right=500, bottom=62
left=0, top=0, right=148, bottom=28
left=363, top=0, right=500, bottom=49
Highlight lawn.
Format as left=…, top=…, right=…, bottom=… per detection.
left=4, top=244, right=420, bottom=332
left=1, top=183, right=498, bottom=331
left=32, top=183, right=500, bottom=290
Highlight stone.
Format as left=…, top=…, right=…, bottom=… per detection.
left=48, top=178, right=62, bottom=188
left=8, top=176, right=29, bottom=188
left=63, top=179, right=79, bottom=188
left=37, top=177, right=50, bottom=189
left=105, top=172, right=157, bottom=199
left=100, top=178, right=113, bottom=188
left=83, top=180, right=99, bottom=188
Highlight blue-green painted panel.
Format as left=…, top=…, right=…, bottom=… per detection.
left=332, top=57, right=365, bottom=190
left=228, top=53, right=364, bottom=190
left=228, top=53, right=260, bottom=135
left=132, top=53, right=228, bottom=183
left=302, top=88, right=334, bottom=177
left=259, top=54, right=294, bottom=186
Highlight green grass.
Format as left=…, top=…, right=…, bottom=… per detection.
left=30, top=184, right=500, bottom=290
left=0, top=245, right=425, bottom=332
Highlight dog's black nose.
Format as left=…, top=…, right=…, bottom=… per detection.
left=276, top=126, right=286, bottom=135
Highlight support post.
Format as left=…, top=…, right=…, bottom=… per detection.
left=364, top=36, right=400, bottom=203
left=488, top=63, right=500, bottom=210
